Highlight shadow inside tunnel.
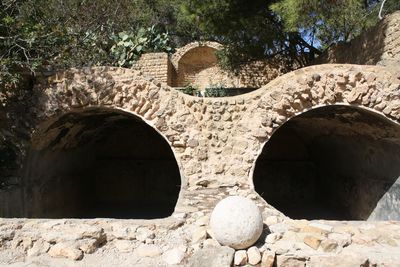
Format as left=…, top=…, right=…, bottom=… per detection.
left=254, top=105, right=400, bottom=221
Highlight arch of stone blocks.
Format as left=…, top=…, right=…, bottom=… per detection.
left=31, top=65, right=400, bottom=192
left=23, top=64, right=400, bottom=221
left=248, top=65, right=400, bottom=183
left=1, top=63, right=400, bottom=265
left=32, top=67, right=192, bottom=188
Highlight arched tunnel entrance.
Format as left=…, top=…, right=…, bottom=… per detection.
left=21, top=108, right=181, bottom=219
left=254, top=105, right=400, bottom=221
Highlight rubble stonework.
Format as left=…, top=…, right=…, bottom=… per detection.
left=8, top=64, right=400, bottom=189
left=1, top=13, right=400, bottom=266
left=0, top=62, right=400, bottom=266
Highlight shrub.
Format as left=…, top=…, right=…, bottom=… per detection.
left=179, top=85, right=200, bottom=96
left=204, top=85, right=229, bottom=97
left=110, top=26, right=174, bottom=67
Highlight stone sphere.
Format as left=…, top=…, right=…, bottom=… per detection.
left=210, top=196, right=263, bottom=249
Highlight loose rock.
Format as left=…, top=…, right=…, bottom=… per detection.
left=27, top=240, right=50, bottom=257
left=234, top=250, right=248, bottom=266
left=114, top=240, right=134, bottom=253
left=261, top=251, right=276, bottom=267
left=203, top=239, right=221, bottom=248
left=264, top=216, right=280, bottom=226
left=163, top=247, right=186, bottom=265
left=189, top=246, right=235, bottom=267
left=265, top=233, right=282, bottom=244
left=48, top=242, right=83, bottom=261
left=320, top=239, right=338, bottom=252
left=303, top=235, right=322, bottom=250
left=247, top=246, right=261, bottom=265
left=192, top=227, right=207, bottom=243
left=276, top=255, right=308, bottom=267
left=79, top=239, right=99, bottom=254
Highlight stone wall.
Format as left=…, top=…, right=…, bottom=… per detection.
left=2, top=14, right=400, bottom=266
left=1, top=64, right=400, bottom=265
left=235, top=59, right=287, bottom=88
left=135, top=41, right=286, bottom=90
left=2, top=64, right=400, bottom=205
left=314, top=11, right=400, bottom=66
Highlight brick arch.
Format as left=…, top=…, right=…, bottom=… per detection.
left=171, top=41, right=223, bottom=69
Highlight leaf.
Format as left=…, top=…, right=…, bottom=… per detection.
left=119, top=32, right=129, bottom=41
left=138, top=37, right=148, bottom=43
left=124, top=40, right=133, bottom=47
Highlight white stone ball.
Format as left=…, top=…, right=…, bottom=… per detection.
left=209, top=196, right=263, bottom=249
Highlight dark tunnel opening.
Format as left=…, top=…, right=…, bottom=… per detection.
left=254, top=105, right=400, bottom=221
left=14, top=108, right=181, bottom=219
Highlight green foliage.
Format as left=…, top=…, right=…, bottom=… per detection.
left=204, top=85, right=229, bottom=97
left=179, top=85, right=200, bottom=96
left=381, top=0, right=400, bottom=17
left=179, top=0, right=400, bottom=69
left=1, top=0, right=400, bottom=92
left=179, top=84, right=229, bottom=97
left=111, top=26, right=174, bottom=67
left=178, top=0, right=281, bottom=68
left=270, top=0, right=400, bottom=49
left=271, top=0, right=366, bottom=47
left=0, top=0, right=179, bottom=95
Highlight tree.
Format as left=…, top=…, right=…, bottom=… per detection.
left=272, top=0, right=370, bottom=48
left=177, top=0, right=284, bottom=68
left=0, top=0, right=182, bottom=94
left=178, top=0, right=400, bottom=68
left=177, top=0, right=327, bottom=69
left=1, top=0, right=399, bottom=89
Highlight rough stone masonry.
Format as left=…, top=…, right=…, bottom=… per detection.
left=1, top=12, right=400, bottom=267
